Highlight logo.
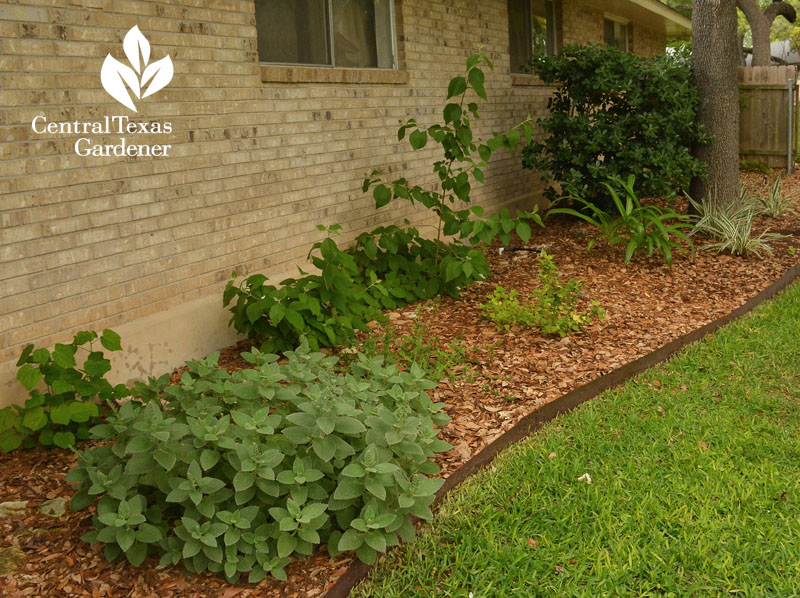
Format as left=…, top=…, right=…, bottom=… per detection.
left=101, top=26, right=173, bottom=112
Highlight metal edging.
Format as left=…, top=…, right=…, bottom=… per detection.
left=324, top=262, right=800, bottom=598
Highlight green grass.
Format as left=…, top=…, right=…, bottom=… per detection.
left=355, top=282, right=800, bottom=598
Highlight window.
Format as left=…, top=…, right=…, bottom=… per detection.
left=255, top=0, right=396, bottom=69
left=604, top=17, right=631, bottom=53
left=508, top=0, right=560, bottom=73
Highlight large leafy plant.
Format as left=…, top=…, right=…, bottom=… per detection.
left=522, top=44, right=708, bottom=210
left=226, top=49, right=543, bottom=353
left=0, top=330, right=129, bottom=452
left=68, top=344, right=450, bottom=582
left=548, top=175, right=693, bottom=265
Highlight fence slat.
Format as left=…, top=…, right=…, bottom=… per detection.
left=739, top=66, right=796, bottom=168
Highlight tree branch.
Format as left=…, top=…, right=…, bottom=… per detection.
left=764, top=1, right=797, bottom=25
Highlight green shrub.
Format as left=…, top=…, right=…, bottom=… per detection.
left=68, top=343, right=450, bottom=582
left=548, top=175, right=693, bottom=265
left=521, top=44, right=708, bottom=210
left=225, top=49, right=543, bottom=353
left=0, top=330, right=129, bottom=452
left=480, top=251, right=604, bottom=337
left=223, top=228, right=382, bottom=354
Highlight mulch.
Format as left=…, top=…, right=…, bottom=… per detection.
left=2, top=171, right=799, bottom=598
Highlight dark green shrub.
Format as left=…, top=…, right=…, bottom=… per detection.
left=0, top=330, right=129, bottom=452
left=68, top=344, right=450, bottom=582
left=522, top=44, right=708, bottom=210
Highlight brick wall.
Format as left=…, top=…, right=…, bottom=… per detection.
left=0, top=0, right=667, bottom=404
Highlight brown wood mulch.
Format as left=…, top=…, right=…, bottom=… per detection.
left=2, top=172, right=800, bottom=598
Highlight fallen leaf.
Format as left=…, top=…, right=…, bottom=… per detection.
left=39, top=497, right=67, bottom=518
left=0, top=501, right=28, bottom=517
left=577, top=473, right=592, bottom=484
left=527, top=538, right=539, bottom=548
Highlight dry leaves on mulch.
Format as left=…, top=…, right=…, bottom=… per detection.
left=2, top=172, right=800, bottom=597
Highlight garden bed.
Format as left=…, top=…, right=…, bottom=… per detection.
left=2, top=172, right=800, bottom=597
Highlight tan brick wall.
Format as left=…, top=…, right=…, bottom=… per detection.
left=0, top=0, right=666, bottom=404
left=632, top=22, right=666, bottom=58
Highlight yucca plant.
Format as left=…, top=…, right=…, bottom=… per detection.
left=754, top=175, right=797, bottom=218
left=689, top=195, right=785, bottom=257
left=547, top=175, right=693, bottom=265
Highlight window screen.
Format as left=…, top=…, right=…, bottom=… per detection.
left=604, top=18, right=630, bottom=52
left=508, top=0, right=560, bottom=73
left=256, top=0, right=395, bottom=69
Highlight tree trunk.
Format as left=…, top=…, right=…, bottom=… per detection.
left=690, top=0, right=740, bottom=207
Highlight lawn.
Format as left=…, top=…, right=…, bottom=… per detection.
left=355, top=281, right=800, bottom=597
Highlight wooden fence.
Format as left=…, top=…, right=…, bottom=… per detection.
left=738, top=65, right=798, bottom=169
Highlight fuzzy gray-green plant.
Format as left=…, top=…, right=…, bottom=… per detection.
left=68, top=343, right=450, bottom=583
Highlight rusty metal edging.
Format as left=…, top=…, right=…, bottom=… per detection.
left=325, top=263, right=800, bottom=598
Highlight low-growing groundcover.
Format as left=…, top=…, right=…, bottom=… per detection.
left=355, top=281, right=800, bottom=597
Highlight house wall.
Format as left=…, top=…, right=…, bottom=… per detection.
left=0, top=0, right=667, bottom=406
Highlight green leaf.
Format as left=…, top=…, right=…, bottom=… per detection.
left=200, top=449, right=220, bottom=470
left=447, top=76, right=468, bottom=99
left=334, top=478, right=363, bottom=501
left=516, top=221, right=532, bottom=243
left=125, top=436, right=153, bottom=454
left=468, top=67, right=486, bottom=100
left=365, top=531, right=387, bottom=553
left=100, top=329, right=122, bottom=352
left=84, top=352, right=111, bottom=378
left=409, top=129, right=428, bottom=150
left=445, top=261, right=462, bottom=283
left=154, top=449, right=177, bottom=471
left=312, top=436, right=336, bottom=462
left=126, top=542, right=147, bottom=567
left=0, top=429, right=22, bottom=453
left=338, top=529, right=363, bottom=551
left=50, top=403, right=73, bottom=426
left=16, top=364, right=42, bottom=392
left=269, top=303, right=286, bottom=325
left=116, top=527, right=136, bottom=552
left=443, top=102, right=462, bottom=123
left=0, top=408, right=16, bottom=433
left=52, top=344, right=77, bottom=368
left=21, top=407, right=47, bottom=431
left=53, top=431, right=76, bottom=449
left=374, top=184, right=392, bottom=208
left=31, top=348, right=50, bottom=365
left=233, top=471, right=255, bottom=492
left=283, top=309, right=305, bottom=333
left=277, top=534, right=297, bottom=558
left=136, top=523, right=162, bottom=544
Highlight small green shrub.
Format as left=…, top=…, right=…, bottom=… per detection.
left=755, top=175, right=798, bottom=218
left=0, top=330, right=129, bottom=452
left=480, top=251, right=604, bottom=337
left=739, top=159, right=772, bottom=174
left=223, top=228, right=381, bottom=354
left=548, top=175, right=693, bottom=265
left=68, top=343, right=450, bottom=582
left=521, top=44, right=708, bottom=210
left=689, top=196, right=785, bottom=257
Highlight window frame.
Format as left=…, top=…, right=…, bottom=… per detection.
left=256, top=0, right=400, bottom=70
left=507, top=0, right=562, bottom=75
left=603, top=15, right=632, bottom=53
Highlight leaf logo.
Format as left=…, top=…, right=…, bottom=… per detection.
left=101, top=26, right=173, bottom=112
